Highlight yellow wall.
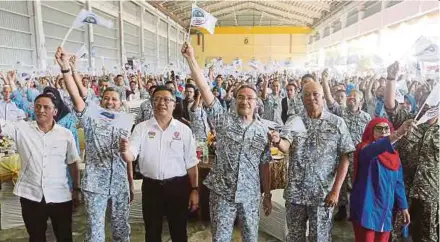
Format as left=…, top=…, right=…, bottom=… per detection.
left=190, top=31, right=309, bottom=67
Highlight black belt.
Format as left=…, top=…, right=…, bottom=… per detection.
left=143, top=175, right=188, bottom=186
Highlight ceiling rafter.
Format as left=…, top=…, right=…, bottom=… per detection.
left=171, top=1, right=220, bottom=15
left=251, top=1, right=314, bottom=23
left=264, top=1, right=321, bottom=18
left=250, top=1, right=312, bottom=25
left=183, top=1, right=312, bottom=25
left=217, top=7, right=297, bottom=26
left=297, top=1, right=331, bottom=12
left=176, top=1, right=247, bottom=19
left=182, top=1, right=251, bottom=21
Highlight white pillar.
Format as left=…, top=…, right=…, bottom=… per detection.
left=119, top=0, right=126, bottom=65
left=167, top=19, right=170, bottom=65
left=140, top=6, right=145, bottom=59
left=32, top=0, right=46, bottom=70
left=156, top=16, right=160, bottom=69
left=87, top=0, right=94, bottom=69
left=175, top=27, right=179, bottom=67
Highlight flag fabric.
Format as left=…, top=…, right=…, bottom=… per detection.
left=413, top=36, right=439, bottom=62
left=416, top=106, right=439, bottom=125
left=190, top=5, right=217, bottom=35
left=233, top=58, right=242, bottom=69
left=395, top=79, right=408, bottom=103
left=423, top=82, right=440, bottom=107
left=248, top=59, right=261, bottom=69
left=76, top=45, right=88, bottom=59
left=72, top=9, right=113, bottom=29
left=87, top=101, right=134, bottom=131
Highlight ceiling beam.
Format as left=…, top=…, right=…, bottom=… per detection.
left=182, top=1, right=251, bottom=21
left=217, top=7, right=301, bottom=26
left=148, top=1, right=188, bottom=28
left=176, top=1, right=248, bottom=19
left=265, top=1, right=321, bottom=18
left=293, top=1, right=331, bottom=12
left=250, top=1, right=313, bottom=25
left=171, top=1, right=220, bottom=15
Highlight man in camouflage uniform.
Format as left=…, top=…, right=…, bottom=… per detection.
left=182, top=42, right=272, bottom=242
left=385, top=62, right=439, bottom=242
left=322, top=70, right=371, bottom=220
left=270, top=82, right=355, bottom=242
left=57, top=47, right=133, bottom=242
left=261, top=78, right=283, bottom=124
left=135, top=85, right=156, bottom=124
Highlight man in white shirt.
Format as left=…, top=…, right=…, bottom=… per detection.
left=0, top=93, right=80, bottom=242
left=120, top=86, right=199, bottom=242
left=0, top=85, right=26, bottom=121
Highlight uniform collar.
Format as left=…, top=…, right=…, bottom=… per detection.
left=31, top=120, right=59, bottom=133
left=151, top=116, right=178, bottom=129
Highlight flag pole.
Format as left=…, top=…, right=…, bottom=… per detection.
left=61, top=25, right=74, bottom=47
left=186, top=5, right=193, bottom=42
left=186, top=1, right=197, bottom=42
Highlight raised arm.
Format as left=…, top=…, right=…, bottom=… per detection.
left=55, top=47, right=85, bottom=113
left=321, top=69, right=336, bottom=106
left=385, top=61, right=399, bottom=110
left=261, top=76, right=269, bottom=100
left=181, top=42, right=215, bottom=106
left=365, top=76, right=376, bottom=103
left=69, top=55, right=88, bottom=99
left=6, top=71, right=17, bottom=92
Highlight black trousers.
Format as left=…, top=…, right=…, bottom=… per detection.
left=142, top=175, right=190, bottom=242
left=20, top=197, right=73, bottom=242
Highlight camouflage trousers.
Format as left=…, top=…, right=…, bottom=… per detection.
left=390, top=199, right=411, bottom=242
left=338, top=155, right=354, bottom=206
left=209, top=191, right=260, bottom=242
left=83, top=191, right=131, bottom=242
left=410, top=198, right=439, bottom=242
left=285, top=203, right=334, bottom=242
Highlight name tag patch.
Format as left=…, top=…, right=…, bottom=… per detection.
left=148, top=131, right=156, bottom=139
left=173, top=131, right=181, bottom=140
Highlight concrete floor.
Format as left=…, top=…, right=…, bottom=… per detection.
left=0, top=205, right=354, bottom=242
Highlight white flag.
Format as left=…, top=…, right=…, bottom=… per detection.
left=232, top=58, right=242, bottom=69
left=395, top=79, right=408, bottom=103
left=424, top=82, right=440, bottom=106
left=248, top=59, right=261, bottom=70
left=190, top=5, right=217, bottom=35
left=413, top=36, right=439, bottom=62
left=72, top=9, right=113, bottom=29
left=87, top=102, right=134, bottom=131
left=76, top=45, right=88, bottom=59
left=416, top=106, right=439, bottom=125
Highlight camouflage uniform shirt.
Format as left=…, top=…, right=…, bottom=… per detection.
left=203, top=98, right=272, bottom=203
left=386, top=105, right=439, bottom=201
left=281, top=109, right=355, bottom=206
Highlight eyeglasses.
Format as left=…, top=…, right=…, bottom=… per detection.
left=303, top=93, right=322, bottom=98
left=374, top=126, right=390, bottom=132
left=153, top=97, right=175, bottom=104
left=35, top=104, right=55, bottom=111
left=236, top=96, right=257, bottom=102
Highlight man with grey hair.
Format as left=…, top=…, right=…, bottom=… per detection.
left=321, top=69, right=371, bottom=220
left=269, top=81, right=355, bottom=241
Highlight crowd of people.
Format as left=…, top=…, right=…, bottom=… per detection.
left=0, top=41, right=438, bottom=242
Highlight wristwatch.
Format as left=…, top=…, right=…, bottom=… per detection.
left=191, top=187, right=199, bottom=192
left=61, top=69, right=71, bottom=74
left=264, top=193, right=272, bottom=199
